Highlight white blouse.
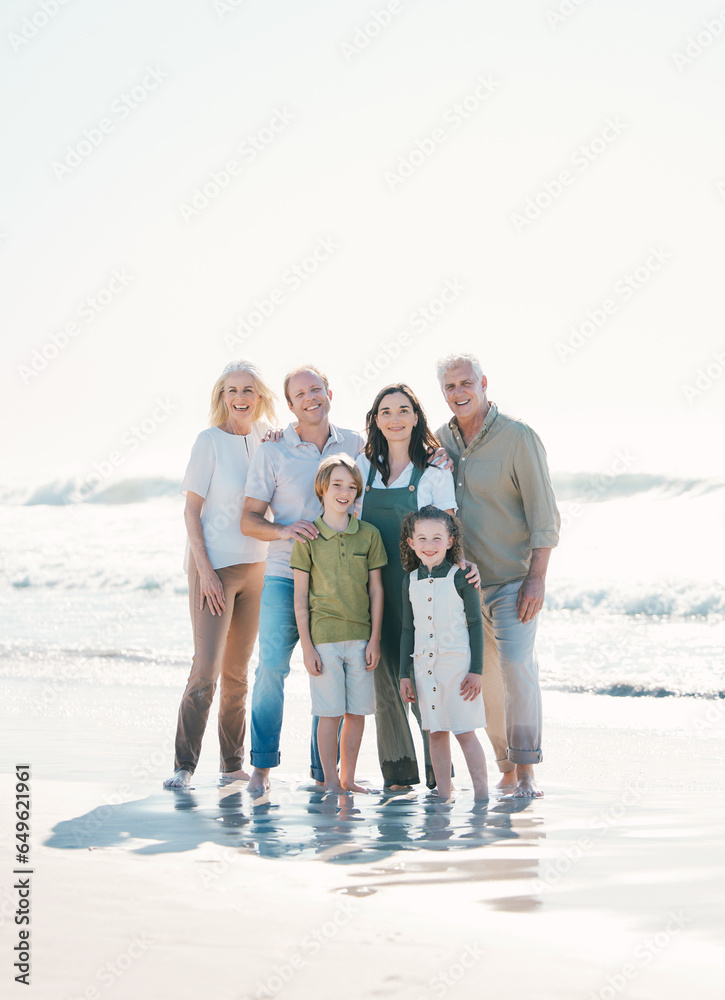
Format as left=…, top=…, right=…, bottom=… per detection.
left=181, top=423, right=269, bottom=570
left=354, top=454, right=457, bottom=519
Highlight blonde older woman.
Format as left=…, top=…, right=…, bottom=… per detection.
left=164, top=361, right=278, bottom=789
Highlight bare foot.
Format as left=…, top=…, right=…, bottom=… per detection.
left=384, top=784, right=414, bottom=792
left=512, top=766, right=543, bottom=798
left=247, top=767, right=271, bottom=797
left=163, top=769, right=192, bottom=789
left=325, top=784, right=345, bottom=794
left=496, top=771, right=517, bottom=792
left=219, top=767, right=251, bottom=784
left=342, top=781, right=371, bottom=793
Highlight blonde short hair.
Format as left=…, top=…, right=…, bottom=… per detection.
left=209, top=361, right=278, bottom=426
left=314, top=454, right=363, bottom=503
left=283, top=365, right=330, bottom=404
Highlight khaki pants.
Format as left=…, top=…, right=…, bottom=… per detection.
left=173, top=557, right=264, bottom=774
left=479, top=581, right=543, bottom=770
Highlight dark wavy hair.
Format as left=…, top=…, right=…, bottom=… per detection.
left=364, top=384, right=440, bottom=485
left=400, top=505, right=464, bottom=572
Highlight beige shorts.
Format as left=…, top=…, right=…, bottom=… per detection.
left=310, top=640, right=376, bottom=717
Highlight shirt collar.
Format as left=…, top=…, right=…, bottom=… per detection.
left=314, top=514, right=360, bottom=539
left=283, top=422, right=341, bottom=448
left=448, top=401, right=498, bottom=445
left=416, top=558, right=455, bottom=579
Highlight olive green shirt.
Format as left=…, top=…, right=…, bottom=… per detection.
left=290, top=515, right=388, bottom=644
left=436, top=403, right=560, bottom=588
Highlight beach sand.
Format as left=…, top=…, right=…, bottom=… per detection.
left=1, top=673, right=723, bottom=1000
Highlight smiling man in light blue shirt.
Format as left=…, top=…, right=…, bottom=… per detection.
left=242, top=366, right=364, bottom=796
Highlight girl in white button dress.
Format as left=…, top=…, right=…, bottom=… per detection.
left=399, top=506, right=488, bottom=801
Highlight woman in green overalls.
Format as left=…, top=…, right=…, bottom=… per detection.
left=355, top=384, right=465, bottom=790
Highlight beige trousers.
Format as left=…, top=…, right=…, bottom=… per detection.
left=479, top=581, right=543, bottom=771
left=173, top=557, right=264, bottom=774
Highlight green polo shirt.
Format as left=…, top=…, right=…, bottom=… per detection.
left=290, top=515, right=388, bottom=644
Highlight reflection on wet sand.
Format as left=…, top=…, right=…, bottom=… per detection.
left=46, top=780, right=545, bottom=880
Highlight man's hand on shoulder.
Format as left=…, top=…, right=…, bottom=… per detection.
left=281, top=520, right=319, bottom=543
left=428, top=445, right=453, bottom=472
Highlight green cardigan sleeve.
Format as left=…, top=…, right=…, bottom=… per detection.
left=454, top=569, right=484, bottom=675
left=399, top=573, right=415, bottom=679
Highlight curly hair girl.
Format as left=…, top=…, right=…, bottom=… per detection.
left=400, top=505, right=464, bottom=572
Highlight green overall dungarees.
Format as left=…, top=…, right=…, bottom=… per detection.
left=362, top=462, right=434, bottom=787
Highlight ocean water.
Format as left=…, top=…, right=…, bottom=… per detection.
left=1, top=474, right=723, bottom=701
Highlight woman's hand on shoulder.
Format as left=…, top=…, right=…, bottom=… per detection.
left=262, top=427, right=284, bottom=444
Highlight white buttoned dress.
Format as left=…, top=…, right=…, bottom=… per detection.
left=408, top=565, right=486, bottom=735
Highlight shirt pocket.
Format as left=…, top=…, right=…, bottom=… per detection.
left=465, top=459, right=502, bottom=495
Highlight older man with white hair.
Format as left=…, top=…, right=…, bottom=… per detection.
left=435, top=353, right=560, bottom=797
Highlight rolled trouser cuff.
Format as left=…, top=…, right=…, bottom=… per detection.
left=309, top=766, right=324, bottom=782
left=250, top=751, right=281, bottom=769
left=508, top=748, right=543, bottom=765
left=496, top=757, right=516, bottom=773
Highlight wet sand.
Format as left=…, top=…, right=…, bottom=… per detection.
left=1, top=680, right=723, bottom=999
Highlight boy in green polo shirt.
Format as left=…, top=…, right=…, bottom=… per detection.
left=291, top=454, right=386, bottom=793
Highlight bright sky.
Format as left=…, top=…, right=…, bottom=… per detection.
left=3, top=0, right=724, bottom=488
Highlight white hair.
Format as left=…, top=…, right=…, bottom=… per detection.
left=435, top=353, right=484, bottom=387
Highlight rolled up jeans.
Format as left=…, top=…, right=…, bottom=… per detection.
left=250, top=575, right=325, bottom=781
left=479, top=580, right=543, bottom=768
